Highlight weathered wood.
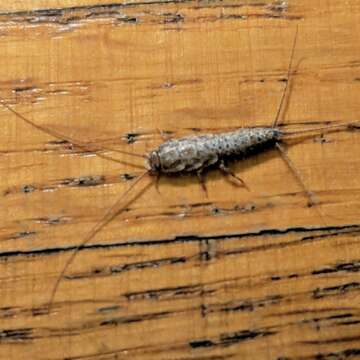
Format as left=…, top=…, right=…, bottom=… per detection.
left=1, top=1, right=360, bottom=359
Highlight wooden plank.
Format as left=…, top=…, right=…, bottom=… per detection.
left=1, top=1, right=360, bottom=359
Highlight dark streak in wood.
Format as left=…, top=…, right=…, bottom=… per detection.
left=119, top=173, right=137, bottom=181
left=313, top=282, right=360, bottom=299
left=1, top=224, right=359, bottom=260
left=96, top=305, right=121, bottom=314
left=300, top=313, right=354, bottom=331
left=99, top=310, right=172, bottom=326
left=122, top=132, right=139, bottom=144
left=0, top=0, right=303, bottom=28
left=4, top=172, right=124, bottom=196
left=301, top=335, right=360, bottom=345
left=13, top=86, right=36, bottom=93
left=0, top=328, right=33, bottom=342
left=60, top=175, right=105, bottom=187
left=4, top=231, right=36, bottom=241
left=123, top=283, right=213, bottom=301
left=312, top=260, right=360, bottom=275
left=64, top=256, right=188, bottom=280
left=291, top=348, right=360, bottom=360
left=269, top=306, right=358, bottom=317
left=205, top=295, right=283, bottom=314
left=161, top=12, right=185, bottom=23
left=189, top=328, right=276, bottom=349
left=336, top=320, right=360, bottom=326
left=314, top=348, right=360, bottom=359
left=35, top=216, right=69, bottom=225
left=21, top=184, right=36, bottom=194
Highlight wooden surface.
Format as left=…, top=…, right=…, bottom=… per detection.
left=1, top=1, right=360, bottom=359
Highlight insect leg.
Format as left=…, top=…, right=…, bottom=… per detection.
left=218, top=160, right=249, bottom=190
left=275, top=142, right=330, bottom=226
left=197, top=169, right=208, bottom=197
left=275, top=142, right=317, bottom=207
left=156, top=128, right=172, bottom=141
left=155, top=173, right=162, bottom=194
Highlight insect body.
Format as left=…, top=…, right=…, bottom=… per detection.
left=148, top=128, right=281, bottom=174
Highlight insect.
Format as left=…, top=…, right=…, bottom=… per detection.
left=2, top=26, right=358, bottom=313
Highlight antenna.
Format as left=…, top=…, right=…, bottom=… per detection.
left=47, top=170, right=152, bottom=313
left=0, top=99, right=146, bottom=167
left=272, top=25, right=299, bottom=128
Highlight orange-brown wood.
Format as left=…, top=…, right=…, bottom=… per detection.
left=1, top=1, right=360, bottom=359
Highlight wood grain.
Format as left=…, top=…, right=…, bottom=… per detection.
left=1, top=1, right=360, bottom=359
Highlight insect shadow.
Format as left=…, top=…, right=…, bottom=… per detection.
left=1, top=26, right=358, bottom=313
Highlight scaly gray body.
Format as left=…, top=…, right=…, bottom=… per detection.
left=147, top=127, right=282, bottom=173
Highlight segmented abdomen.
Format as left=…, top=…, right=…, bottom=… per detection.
left=156, top=127, right=281, bottom=173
